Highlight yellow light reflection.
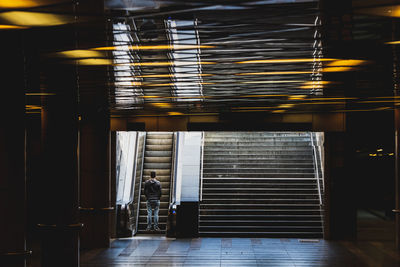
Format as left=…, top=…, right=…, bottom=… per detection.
left=0, top=24, right=27, bottom=29
left=77, top=59, right=113, bottom=65
left=369, top=153, right=377, bottom=157
left=300, top=81, right=331, bottom=89
left=26, top=105, right=41, bottom=110
left=25, top=93, right=55, bottom=96
left=278, top=104, right=295, bottom=108
left=357, top=5, right=400, bottom=18
left=0, top=0, right=56, bottom=9
left=93, top=44, right=215, bottom=50
left=0, top=11, right=73, bottom=27
left=114, top=81, right=142, bottom=86
left=151, top=103, right=172, bottom=108
left=236, top=58, right=336, bottom=64
left=289, top=95, right=307, bottom=100
left=168, top=112, right=184, bottom=116
left=322, top=67, right=354, bottom=72
left=236, top=71, right=313, bottom=75
left=57, top=50, right=104, bottom=58
left=326, top=60, right=366, bottom=67
left=272, top=110, right=286, bottom=113
left=387, top=41, right=400, bottom=45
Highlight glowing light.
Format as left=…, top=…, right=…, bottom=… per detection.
left=357, top=5, right=400, bottom=18
left=272, top=110, right=286, bottom=113
left=0, top=0, right=43, bottom=9
left=236, top=58, right=336, bottom=64
left=168, top=112, right=184, bottom=116
left=278, top=104, right=295, bottom=108
left=289, top=95, right=307, bottom=100
left=93, top=44, right=215, bottom=51
left=300, top=81, right=331, bottom=89
left=0, top=11, right=74, bottom=27
left=326, top=60, right=366, bottom=67
left=26, top=105, right=41, bottom=110
left=0, top=24, right=27, bottom=29
left=25, top=93, right=55, bottom=96
left=150, top=103, right=172, bottom=108
left=389, top=153, right=394, bottom=156
left=377, top=148, right=383, bottom=152
left=369, top=153, right=377, bottom=157
left=387, top=41, right=400, bottom=45
left=57, top=50, right=104, bottom=58
left=322, top=67, right=355, bottom=72
left=236, top=71, right=313, bottom=75
left=114, top=81, right=142, bottom=86
left=77, top=59, right=113, bottom=65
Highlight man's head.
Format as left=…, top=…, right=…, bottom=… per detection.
left=150, top=171, right=156, bottom=179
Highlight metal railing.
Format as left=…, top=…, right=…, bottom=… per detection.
left=317, top=133, right=325, bottom=193
left=199, top=131, right=205, bottom=202
left=311, top=132, right=323, bottom=206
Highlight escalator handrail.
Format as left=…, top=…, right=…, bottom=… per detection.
left=134, top=132, right=146, bottom=234
left=169, top=132, right=179, bottom=205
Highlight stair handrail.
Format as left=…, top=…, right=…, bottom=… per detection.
left=317, top=133, right=325, bottom=193
left=134, top=132, right=146, bottom=234
left=311, top=132, right=323, bottom=206
left=199, top=131, right=205, bottom=202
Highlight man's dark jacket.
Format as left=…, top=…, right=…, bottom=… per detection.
left=144, top=179, right=162, bottom=201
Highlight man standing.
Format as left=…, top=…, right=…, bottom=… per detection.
left=144, top=171, right=162, bottom=231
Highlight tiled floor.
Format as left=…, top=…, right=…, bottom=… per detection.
left=80, top=235, right=400, bottom=267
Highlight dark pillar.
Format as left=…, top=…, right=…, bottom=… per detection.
left=79, top=108, right=112, bottom=249
left=38, top=59, right=80, bottom=267
left=0, top=31, right=29, bottom=267
left=395, top=108, right=400, bottom=248
left=324, top=132, right=356, bottom=240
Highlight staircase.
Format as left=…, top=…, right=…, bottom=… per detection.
left=137, top=132, right=173, bottom=234
left=200, top=132, right=323, bottom=237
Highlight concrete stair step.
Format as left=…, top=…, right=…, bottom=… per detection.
left=203, top=173, right=314, bottom=178
left=204, top=163, right=314, bottom=168
left=204, top=141, right=312, bottom=146
left=199, top=232, right=323, bottom=238
left=199, top=210, right=322, bottom=216
left=203, top=168, right=315, bottom=174
left=202, top=188, right=319, bottom=194
left=199, top=221, right=322, bottom=227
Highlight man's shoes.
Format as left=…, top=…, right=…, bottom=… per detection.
left=146, top=226, right=152, bottom=231
left=154, top=226, right=160, bottom=231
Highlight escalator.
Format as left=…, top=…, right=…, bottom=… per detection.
left=137, top=132, right=174, bottom=234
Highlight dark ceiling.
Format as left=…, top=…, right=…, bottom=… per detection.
left=1, top=0, right=400, bottom=117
